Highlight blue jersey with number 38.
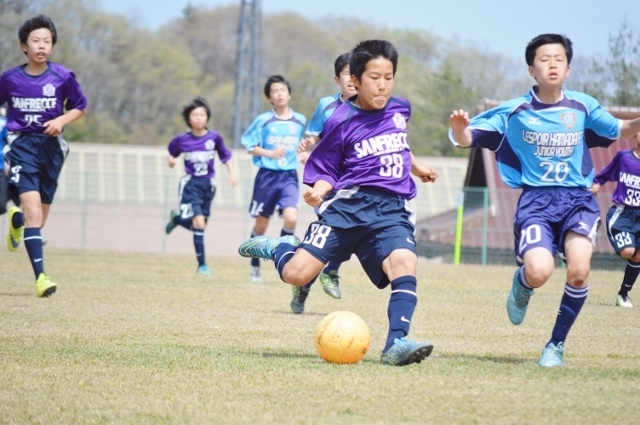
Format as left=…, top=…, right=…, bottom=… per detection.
left=460, top=88, right=622, bottom=189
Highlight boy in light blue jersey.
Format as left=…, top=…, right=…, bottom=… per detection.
left=241, top=75, right=306, bottom=283
left=449, top=34, right=640, bottom=367
left=290, top=52, right=357, bottom=313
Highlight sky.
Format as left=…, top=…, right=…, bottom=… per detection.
left=99, top=0, right=635, bottom=61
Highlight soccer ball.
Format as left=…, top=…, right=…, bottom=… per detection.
left=315, top=311, right=370, bottom=364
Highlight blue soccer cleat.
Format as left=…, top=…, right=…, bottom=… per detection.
left=506, top=269, right=534, bottom=325
left=197, top=264, right=212, bottom=276
left=538, top=342, right=564, bottom=367
left=238, top=235, right=300, bottom=261
left=165, top=210, right=180, bottom=234
left=380, top=337, right=434, bottom=366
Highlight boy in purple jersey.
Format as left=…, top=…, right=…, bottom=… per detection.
left=449, top=34, right=640, bottom=366
left=1, top=15, right=87, bottom=297
left=239, top=40, right=439, bottom=366
left=241, top=75, right=306, bottom=283
left=165, top=97, right=237, bottom=276
left=591, top=132, right=640, bottom=308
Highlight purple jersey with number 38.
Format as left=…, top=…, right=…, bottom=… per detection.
left=303, top=96, right=416, bottom=200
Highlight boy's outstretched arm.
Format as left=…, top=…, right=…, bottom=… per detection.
left=410, top=152, right=438, bottom=183
left=449, top=109, right=473, bottom=148
left=620, top=118, right=640, bottom=139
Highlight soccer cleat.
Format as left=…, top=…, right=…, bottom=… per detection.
left=319, top=270, right=341, bottom=299
left=538, top=342, right=564, bottom=367
left=238, top=235, right=300, bottom=261
left=35, top=273, right=57, bottom=298
left=165, top=209, right=180, bottom=234
left=196, top=264, right=212, bottom=276
left=380, top=337, right=434, bottom=366
left=506, top=269, right=534, bottom=325
left=250, top=265, right=263, bottom=282
left=6, top=206, right=24, bottom=252
left=616, top=294, right=633, bottom=308
left=290, top=286, right=310, bottom=314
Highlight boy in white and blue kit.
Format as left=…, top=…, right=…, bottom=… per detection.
left=449, top=33, right=640, bottom=367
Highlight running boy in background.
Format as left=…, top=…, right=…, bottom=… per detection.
left=449, top=33, right=640, bottom=367
left=1, top=15, right=87, bottom=297
left=591, top=132, right=640, bottom=308
left=290, top=52, right=357, bottom=312
left=239, top=40, right=438, bottom=366
left=241, top=75, right=306, bottom=283
left=0, top=106, right=8, bottom=215
left=165, top=97, right=237, bottom=276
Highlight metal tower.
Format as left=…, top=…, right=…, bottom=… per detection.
left=232, top=0, right=262, bottom=148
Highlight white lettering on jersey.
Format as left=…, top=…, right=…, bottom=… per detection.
left=184, top=151, right=216, bottom=162
left=619, top=172, right=640, bottom=189
left=523, top=130, right=583, bottom=158
left=12, top=97, right=57, bottom=112
left=266, top=135, right=299, bottom=151
left=354, top=132, right=409, bottom=158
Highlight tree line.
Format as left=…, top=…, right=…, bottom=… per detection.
left=1, top=0, right=638, bottom=156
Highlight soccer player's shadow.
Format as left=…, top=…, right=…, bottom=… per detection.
left=436, top=352, right=530, bottom=364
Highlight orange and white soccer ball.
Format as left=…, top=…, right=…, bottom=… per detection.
left=315, top=311, right=370, bottom=364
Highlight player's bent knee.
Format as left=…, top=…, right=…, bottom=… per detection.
left=619, top=247, right=635, bottom=259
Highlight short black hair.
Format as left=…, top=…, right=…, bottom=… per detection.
left=263, top=75, right=291, bottom=98
left=333, top=52, right=351, bottom=77
left=525, top=34, right=573, bottom=66
left=19, top=15, right=57, bottom=46
left=182, top=97, right=211, bottom=128
left=349, top=40, right=399, bottom=81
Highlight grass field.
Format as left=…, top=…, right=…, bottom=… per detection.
left=1, top=248, right=639, bottom=424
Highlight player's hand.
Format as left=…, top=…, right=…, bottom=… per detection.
left=42, top=117, right=65, bottom=136
left=416, top=164, right=438, bottom=183
left=449, top=109, right=470, bottom=131
left=297, top=136, right=317, bottom=153
left=270, top=147, right=286, bottom=159
left=298, top=151, right=310, bottom=164
left=589, top=183, right=600, bottom=195
left=167, top=156, right=177, bottom=168
left=229, top=174, right=238, bottom=188
left=303, top=187, right=323, bottom=207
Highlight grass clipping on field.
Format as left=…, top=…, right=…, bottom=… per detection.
left=1, top=249, right=639, bottom=424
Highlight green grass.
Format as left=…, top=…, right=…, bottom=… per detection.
left=1, top=249, right=639, bottom=424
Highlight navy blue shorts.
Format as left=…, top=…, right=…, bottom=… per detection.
left=249, top=168, right=298, bottom=218
left=5, top=133, right=68, bottom=204
left=513, top=187, right=600, bottom=265
left=605, top=205, right=640, bottom=254
left=300, top=187, right=416, bottom=289
left=176, top=175, right=216, bottom=219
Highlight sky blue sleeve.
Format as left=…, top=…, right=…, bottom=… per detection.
left=306, top=100, right=327, bottom=136
left=468, top=105, right=509, bottom=151
left=583, top=96, right=622, bottom=148
left=240, top=114, right=265, bottom=150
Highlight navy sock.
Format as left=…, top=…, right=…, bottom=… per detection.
left=324, top=260, right=342, bottom=274
left=516, top=266, right=534, bottom=290
left=274, top=241, right=299, bottom=282
left=280, top=226, right=294, bottom=237
left=620, top=260, right=640, bottom=296
left=24, top=228, right=44, bottom=278
left=549, top=284, right=588, bottom=346
left=250, top=229, right=263, bottom=268
left=178, top=217, right=192, bottom=230
left=384, top=276, right=418, bottom=353
left=12, top=211, right=24, bottom=229
left=304, top=274, right=317, bottom=289
left=193, top=229, right=205, bottom=266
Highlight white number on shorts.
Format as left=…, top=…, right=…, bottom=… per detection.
left=303, top=223, right=332, bottom=249
left=10, top=165, right=22, bottom=183
left=180, top=203, right=193, bottom=219
left=540, top=161, right=569, bottom=183
left=380, top=154, right=404, bottom=178
left=624, top=189, right=640, bottom=206
left=249, top=201, right=264, bottom=217
left=518, top=224, right=542, bottom=253
left=615, top=232, right=632, bottom=248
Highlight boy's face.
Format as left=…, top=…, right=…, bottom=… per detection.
left=21, top=28, right=54, bottom=64
left=188, top=107, right=208, bottom=131
left=352, top=57, right=394, bottom=110
left=528, top=43, right=570, bottom=90
left=268, top=82, right=291, bottom=108
left=335, top=65, right=357, bottom=99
